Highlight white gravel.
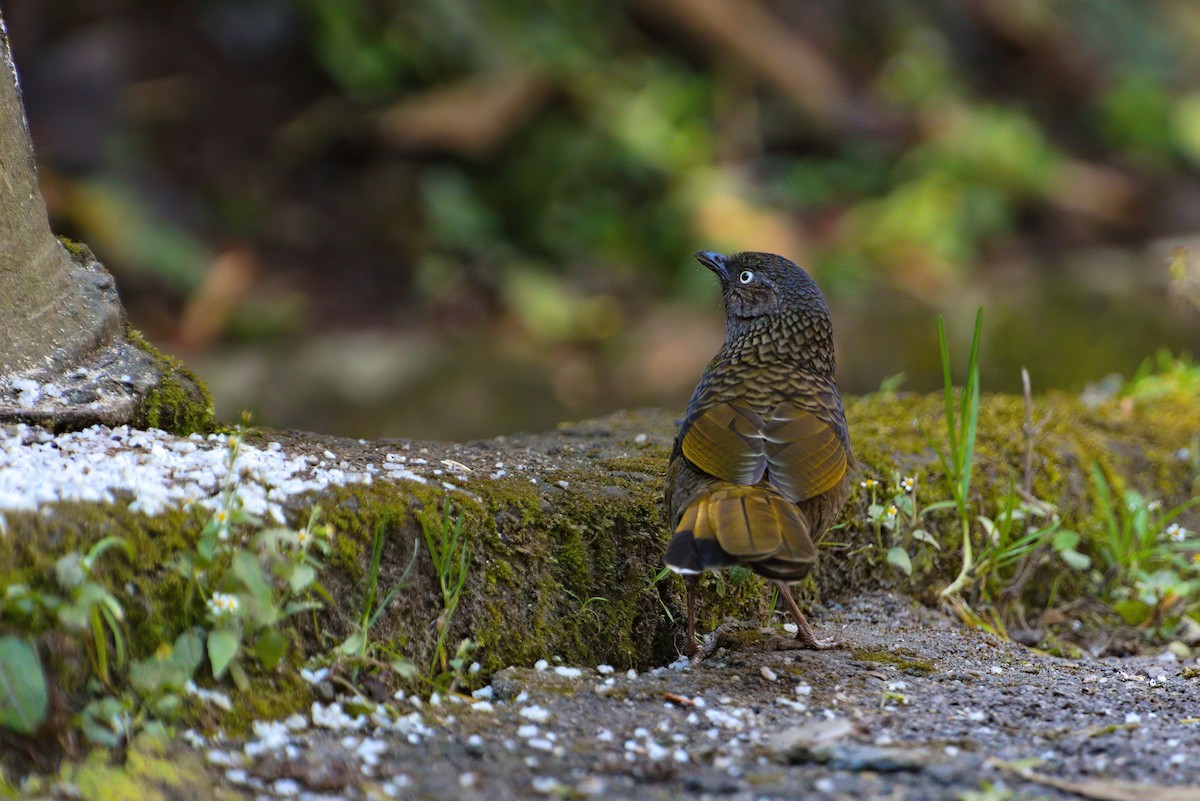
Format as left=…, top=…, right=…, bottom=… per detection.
left=0, top=424, right=379, bottom=521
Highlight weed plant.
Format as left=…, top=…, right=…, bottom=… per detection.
left=420, top=499, right=475, bottom=692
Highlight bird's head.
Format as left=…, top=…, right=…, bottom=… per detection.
left=694, top=250, right=836, bottom=371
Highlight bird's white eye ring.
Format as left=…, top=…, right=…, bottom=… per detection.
left=738, top=270, right=754, bottom=284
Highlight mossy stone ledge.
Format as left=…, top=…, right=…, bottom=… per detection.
left=0, top=393, right=1196, bottom=737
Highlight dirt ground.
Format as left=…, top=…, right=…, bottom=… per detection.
left=182, top=590, right=1200, bottom=801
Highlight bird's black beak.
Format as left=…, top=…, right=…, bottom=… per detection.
left=694, top=250, right=729, bottom=281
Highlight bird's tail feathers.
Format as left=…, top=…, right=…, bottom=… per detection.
left=664, top=485, right=815, bottom=575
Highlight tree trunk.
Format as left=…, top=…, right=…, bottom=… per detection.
left=0, top=17, right=119, bottom=373
left=0, top=14, right=211, bottom=433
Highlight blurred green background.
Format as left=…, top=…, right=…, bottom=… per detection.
left=9, top=0, right=1200, bottom=439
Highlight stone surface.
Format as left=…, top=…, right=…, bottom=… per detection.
left=151, top=592, right=1200, bottom=801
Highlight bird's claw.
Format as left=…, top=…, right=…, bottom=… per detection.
left=766, top=632, right=847, bottom=651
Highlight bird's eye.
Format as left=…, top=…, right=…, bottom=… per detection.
left=738, top=270, right=755, bottom=284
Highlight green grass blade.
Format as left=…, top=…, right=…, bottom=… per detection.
left=1089, top=465, right=1121, bottom=570
left=937, top=316, right=960, bottom=475
left=960, top=309, right=984, bottom=433
left=958, top=310, right=983, bottom=506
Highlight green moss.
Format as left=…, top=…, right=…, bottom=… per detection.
left=212, top=670, right=312, bottom=737
left=56, top=236, right=96, bottom=264
left=839, top=391, right=1200, bottom=603
left=61, top=734, right=237, bottom=801
left=850, top=648, right=937, bottom=674
left=125, top=327, right=215, bottom=435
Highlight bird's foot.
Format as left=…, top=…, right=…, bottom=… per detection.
left=691, top=620, right=754, bottom=662
left=767, top=632, right=847, bottom=651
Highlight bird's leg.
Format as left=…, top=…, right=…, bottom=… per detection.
left=685, top=575, right=700, bottom=658
left=772, top=581, right=846, bottom=650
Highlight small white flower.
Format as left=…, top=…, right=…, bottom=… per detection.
left=296, top=528, right=311, bottom=548
left=885, top=505, right=898, bottom=518
left=860, top=478, right=879, bottom=490
left=1167, top=523, right=1189, bottom=542
left=207, top=592, right=240, bottom=619
left=901, top=476, right=915, bottom=492
left=1148, top=500, right=1163, bottom=512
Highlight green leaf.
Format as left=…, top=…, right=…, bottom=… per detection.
left=391, top=657, right=418, bottom=678
left=152, top=693, right=183, bottom=719
left=886, top=547, right=913, bottom=576
left=254, top=629, right=288, bottom=671
left=1113, top=598, right=1150, bottom=626
left=1052, top=530, right=1081, bottom=550
left=57, top=603, right=89, bottom=633
left=229, top=661, right=250, bottom=692
left=130, top=630, right=205, bottom=698
left=208, top=627, right=240, bottom=679
left=0, top=636, right=48, bottom=734
left=174, top=631, right=205, bottom=674
left=911, top=529, right=941, bottom=549
left=1059, top=550, right=1091, bottom=571
left=338, top=630, right=366, bottom=657
left=129, top=658, right=170, bottom=698
left=289, top=563, right=316, bottom=594
left=281, top=600, right=322, bottom=618
left=232, top=551, right=273, bottom=607
left=197, top=529, right=217, bottom=562
left=55, top=553, right=86, bottom=590
left=78, top=697, right=128, bottom=747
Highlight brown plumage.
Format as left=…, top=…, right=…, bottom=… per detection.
left=663, top=251, right=853, bottom=656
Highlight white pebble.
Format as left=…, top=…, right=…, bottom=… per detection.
left=520, top=705, right=551, bottom=723
left=273, top=778, right=301, bottom=796
left=532, top=776, right=561, bottom=794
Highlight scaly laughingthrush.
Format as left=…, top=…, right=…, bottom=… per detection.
left=663, top=251, right=854, bottom=656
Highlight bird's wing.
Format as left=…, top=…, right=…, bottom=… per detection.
left=679, top=403, right=768, bottom=485
left=680, top=398, right=847, bottom=503
left=760, top=401, right=847, bottom=502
